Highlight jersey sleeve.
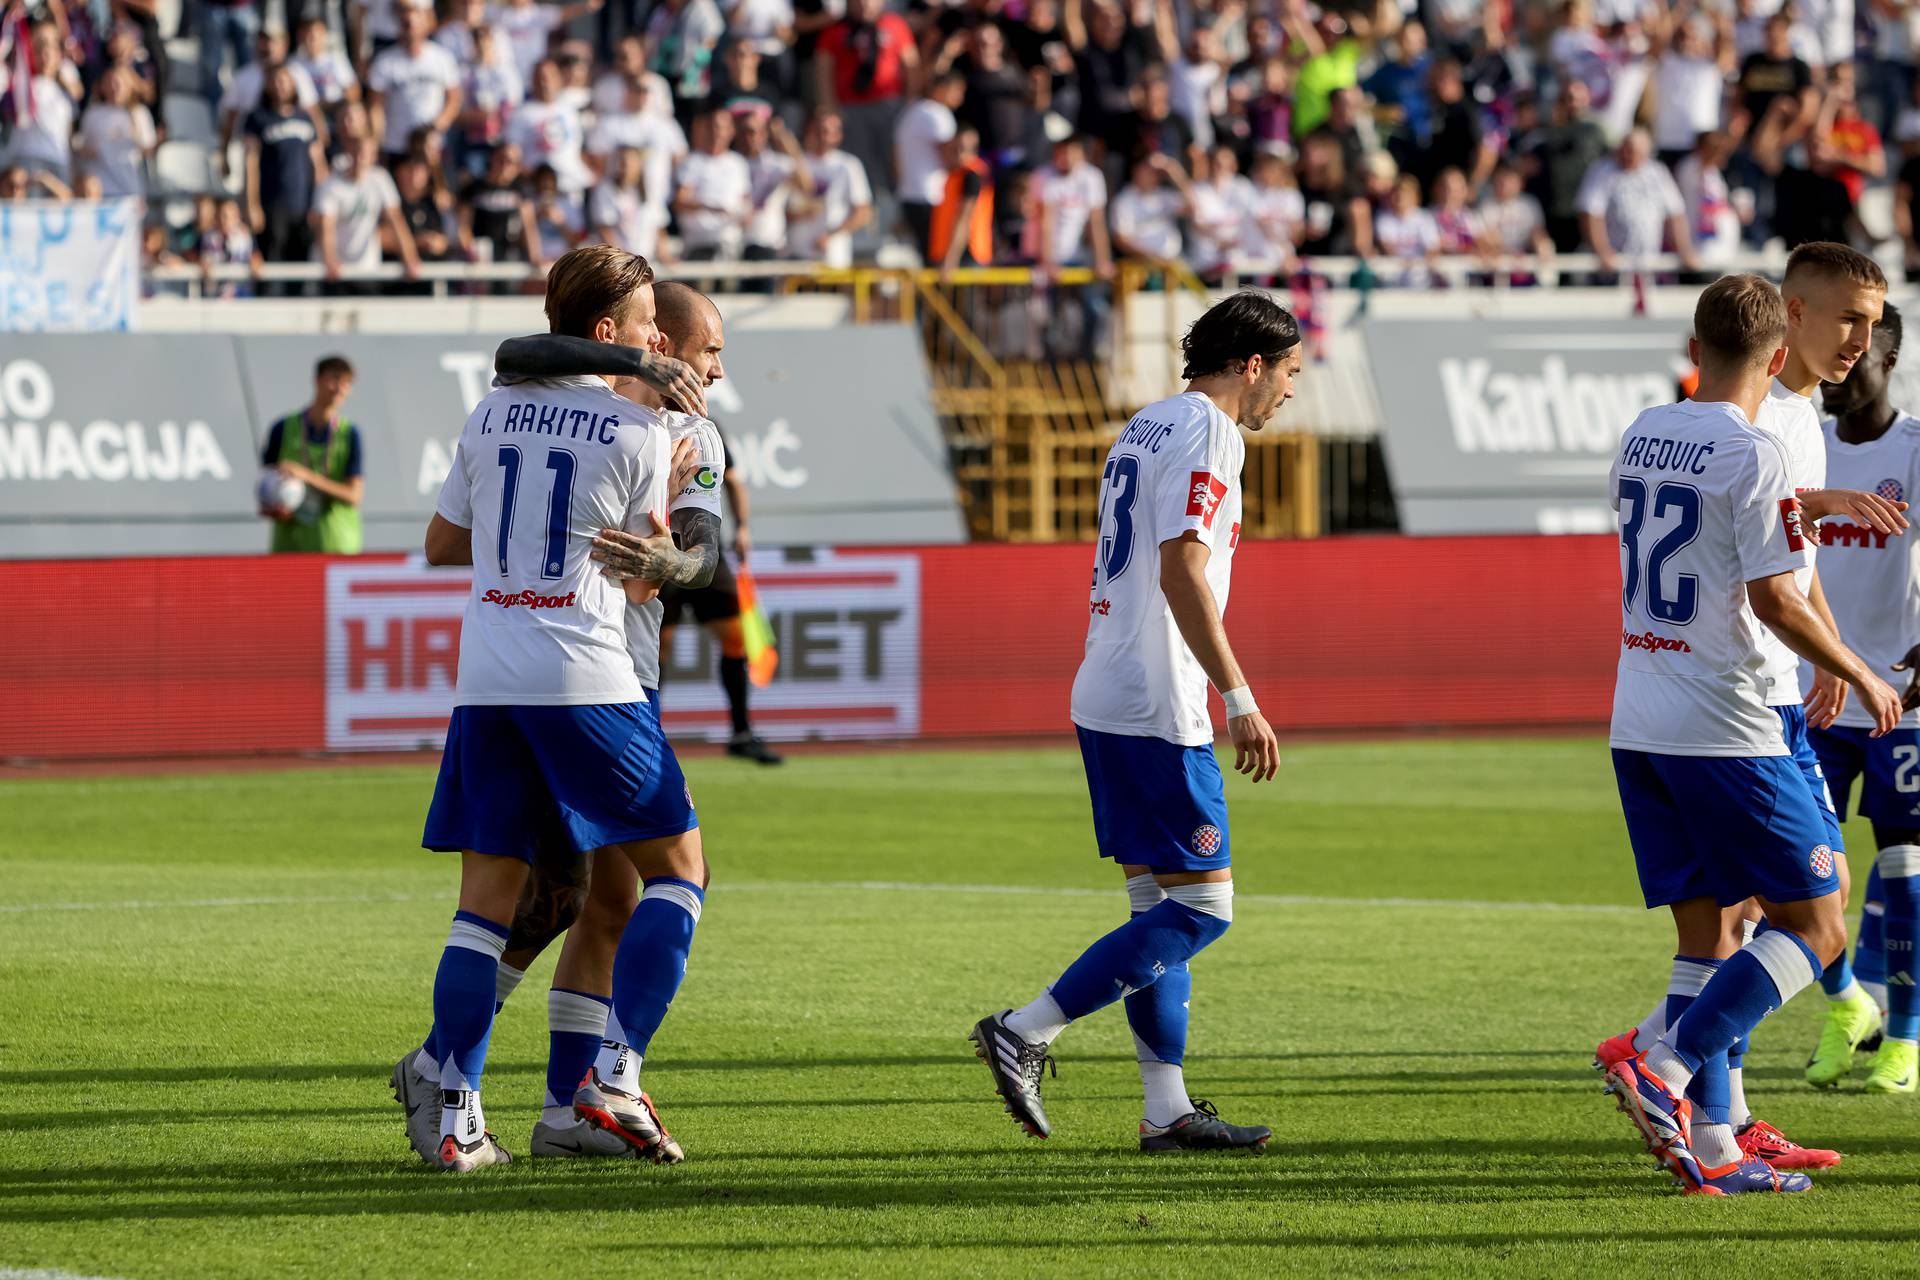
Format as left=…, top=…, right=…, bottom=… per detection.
left=667, top=416, right=726, bottom=517
left=435, top=438, right=474, bottom=527
left=1734, top=434, right=1811, bottom=584
left=1149, top=415, right=1234, bottom=550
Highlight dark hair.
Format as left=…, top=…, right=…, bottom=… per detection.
left=1180, top=291, right=1300, bottom=379
left=544, top=244, right=656, bottom=338
left=1784, top=241, right=1888, bottom=293
left=1692, top=273, right=1787, bottom=369
left=1880, top=301, right=1904, bottom=362
left=316, top=355, right=354, bottom=379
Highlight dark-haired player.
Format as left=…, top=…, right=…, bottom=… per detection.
left=968, top=291, right=1295, bottom=1152
left=1809, top=301, right=1920, bottom=1093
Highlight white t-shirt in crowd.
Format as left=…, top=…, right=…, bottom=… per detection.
left=1037, top=161, right=1106, bottom=264
left=368, top=41, right=462, bottom=153
left=675, top=149, right=752, bottom=251
left=294, top=49, right=358, bottom=105
left=489, top=1, right=565, bottom=82
left=1187, top=175, right=1250, bottom=270
left=589, top=180, right=667, bottom=257
left=724, top=0, right=794, bottom=54
left=786, top=148, right=871, bottom=267
left=1111, top=184, right=1183, bottom=259
left=1072, top=391, right=1246, bottom=747
left=1478, top=191, right=1545, bottom=252
left=592, top=69, right=676, bottom=121
left=435, top=375, right=672, bottom=707
left=221, top=60, right=319, bottom=120
left=76, top=103, right=156, bottom=197
left=9, top=77, right=78, bottom=178
left=744, top=149, right=796, bottom=249
left=314, top=165, right=401, bottom=269
left=1609, top=398, right=1808, bottom=756
left=1576, top=158, right=1685, bottom=258
left=1651, top=54, right=1725, bottom=153
left=507, top=98, right=592, bottom=192
left=1801, top=414, right=1920, bottom=732
left=893, top=97, right=955, bottom=206
left=587, top=109, right=685, bottom=211
left=1234, top=184, right=1303, bottom=267
left=1674, top=153, right=1740, bottom=265
left=1168, top=57, right=1222, bottom=149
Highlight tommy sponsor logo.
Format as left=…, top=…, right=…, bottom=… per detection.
left=1811, top=844, right=1835, bottom=878
left=1191, top=824, right=1223, bottom=856
left=1187, top=472, right=1228, bottom=527
left=1090, top=598, right=1112, bottom=616
left=1821, top=521, right=1894, bottom=550
left=1781, top=497, right=1807, bottom=551
left=481, top=588, right=578, bottom=610
left=1621, top=629, right=1693, bottom=654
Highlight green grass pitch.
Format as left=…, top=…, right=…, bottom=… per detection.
left=4, top=737, right=1920, bottom=1278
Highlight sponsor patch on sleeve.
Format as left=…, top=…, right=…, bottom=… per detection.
left=1780, top=496, right=1806, bottom=551
left=1187, top=472, right=1229, bottom=528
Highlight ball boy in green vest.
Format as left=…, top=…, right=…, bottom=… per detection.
left=260, top=354, right=366, bottom=554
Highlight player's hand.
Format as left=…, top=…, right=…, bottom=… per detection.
left=1855, top=671, right=1903, bottom=737
left=592, top=512, right=677, bottom=584
left=277, top=461, right=317, bottom=484
left=636, top=351, right=707, bottom=417
left=734, top=524, right=753, bottom=558
left=1227, top=710, right=1279, bottom=783
left=1804, top=667, right=1849, bottom=729
left=1891, top=643, right=1920, bottom=712
left=670, top=435, right=700, bottom=495
left=1799, top=486, right=1910, bottom=535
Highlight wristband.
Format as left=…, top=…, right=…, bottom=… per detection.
left=1221, top=686, right=1258, bottom=719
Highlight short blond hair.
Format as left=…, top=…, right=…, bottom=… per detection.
left=1693, top=273, right=1787, bottom=369
left=543, top=244, right=655, bottom=338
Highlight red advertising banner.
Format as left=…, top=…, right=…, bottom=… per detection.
left=1, top=536, right=1621, bottom=762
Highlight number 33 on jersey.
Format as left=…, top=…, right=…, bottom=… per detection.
left=1071, top=390, right=1246, bottom=748
left=1608, top=398, right=1811, bottom=757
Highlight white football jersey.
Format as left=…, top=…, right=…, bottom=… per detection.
left=1751, top=378, right=1826, bottom=705
left=1071, top=391, right=1245, bottom=747
left=626, top=410, right=727, bottom=688
left=435, top=374, right=670, bottom=706
left=1798, top=412, right=1920, bottom=729
left=1609, top=399, right=1811, bottom=756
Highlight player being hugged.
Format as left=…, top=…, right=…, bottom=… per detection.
left=1806, top=302, right=1920, bottom=1093
left=1601, top=274, right=1901, bottom=1196
left=969, top=291, right=1296, bottom=1152
left=413, top=245, right=719, bottom=1172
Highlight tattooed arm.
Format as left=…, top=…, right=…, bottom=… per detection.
left=591, top=506, right=722, bottom=589
left=494, top=333, right=708, bottom=416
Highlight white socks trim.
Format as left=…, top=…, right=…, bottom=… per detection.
left=1668, top=958, right=1718, bottom=996
left=549, top=989, right=611, bottom=1037
left=495, top=962, right=527, bottom=1006
left=1693, top=1122, right=1741, bottom=1168
left=1881, top=844, right=1920, bottom=878
left=1727, top=1066, right=1751, bottom=1130
left=446, top=917, right=507, bottom=959
left=1139, top=1058, right=1189, bottom=1128
left=1741, top=917, right=1758, bottom=946
left=642, top=879, right=704, bottom=924
left=1165, top=880, right=1233, bottom=922
left=1125, top=874, right=1167, bottom=914
left=1748, top=930, right=1823, bottom=1004
left=1003, top=991, right=1070, bottom=1047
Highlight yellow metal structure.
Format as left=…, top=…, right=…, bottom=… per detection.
left=783, top=263, right=1323, bottom=541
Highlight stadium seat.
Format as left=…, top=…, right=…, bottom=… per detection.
left=164, top=94, right=217, bottom=146
left=154, top=139, right=215, bottom=196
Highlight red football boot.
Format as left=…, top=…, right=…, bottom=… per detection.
left=1594, top=1028, right=1641, bottom=1071
left=1737, top=1118, right=1842, bottom=1170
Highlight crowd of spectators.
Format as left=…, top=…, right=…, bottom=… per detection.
left=8, top=0, right=1920, bottom=290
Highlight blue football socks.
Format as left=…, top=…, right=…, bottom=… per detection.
left=601, top=877, right=704, bottom=1087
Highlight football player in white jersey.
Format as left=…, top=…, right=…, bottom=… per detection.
left=1807, top=302, right=1920, bottom=1093
left=1599, top=273, right=1901, bottom=1195
left=392, top=281, right=730, bottom=1165
left=969, top=292, right=1295, bottom=1152
left=1596, top=243, right=1907, bottom=1161
left=413, top=246, right=722, bottom=1172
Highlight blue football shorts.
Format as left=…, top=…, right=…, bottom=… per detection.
left=1612, top=748, right=1842, bottom=909
left=423, top=695, right=695, bottom=862
left=1809, top=723, right=1920, bottom=828
left=1076, top=725, right=1230, bottom=873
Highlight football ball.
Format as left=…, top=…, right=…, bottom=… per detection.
left=257, top=468, right=306, bottom=513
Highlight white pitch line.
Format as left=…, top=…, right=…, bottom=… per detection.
left=0, top=880, right=1642, bottom=918
left=0, top=1269, right=127, bottom=1280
